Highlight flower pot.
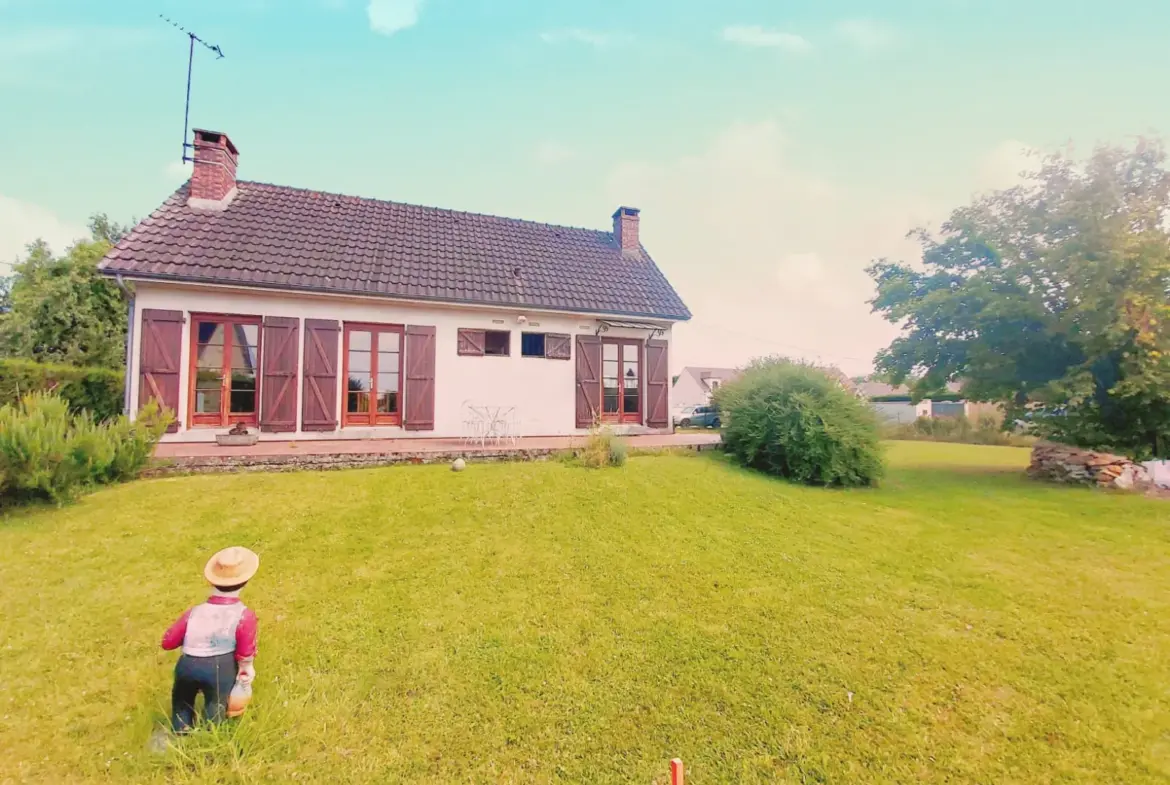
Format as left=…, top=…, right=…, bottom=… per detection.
left=216, top=433, right=259, bottom=447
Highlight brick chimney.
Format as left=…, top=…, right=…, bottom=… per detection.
left=613, top=206, right=641, bottom=253
left=189, top=129, right=239, bottom=208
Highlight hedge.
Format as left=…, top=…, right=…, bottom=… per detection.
left=0, top=359, right=124, bottom=422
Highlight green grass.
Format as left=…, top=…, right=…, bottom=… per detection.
left=1, top=442, right=1168, bottom=784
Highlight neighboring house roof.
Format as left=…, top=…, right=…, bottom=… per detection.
left=858, top=380, right=962, bottom=398
left=677, top=366, right=741, bottom=394
left=100, top=182, right=692, bottom=321
left=858, top=381, right=910, bottom=398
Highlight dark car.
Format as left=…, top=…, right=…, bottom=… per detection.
left=675, top=405, right=721, bottom=429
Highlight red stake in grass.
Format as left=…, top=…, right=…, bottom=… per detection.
left=670, top=758, right=685, bottom=785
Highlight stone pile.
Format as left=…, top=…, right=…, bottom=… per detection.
left=1029, top=441, right=1152, bottom=491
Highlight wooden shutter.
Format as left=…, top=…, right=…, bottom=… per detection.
left=645, top=339, right=669, bottom=429
left=138, top=308, right=183, bottom=433
left=575, top=335, right=602, bottom=428
left=260, top=316, right=300, bottom=433
left=545, top=333, right=571, bottom=360
left=301, top=319, right=339, bottom=431
left=457, top=328, right=485, bottom=356
left=404, top=325, right=436, bottom=431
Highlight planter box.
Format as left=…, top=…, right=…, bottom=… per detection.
left=216, top=433, right=259, bottom=447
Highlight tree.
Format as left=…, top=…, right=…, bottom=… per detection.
left=869, top=140, right=1170, bottom=459
left=0, top=215, right=129, bottom=368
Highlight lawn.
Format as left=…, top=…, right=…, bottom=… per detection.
left=1, top=442, right=1168, bottom=784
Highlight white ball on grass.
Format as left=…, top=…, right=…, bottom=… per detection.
left=451, top=458, right=467, bottom=472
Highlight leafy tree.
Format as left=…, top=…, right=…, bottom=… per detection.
left=0, top=215, right=130, bottom=368
left=87, top=213, right=131, bottom=245
left=869, top=140, right=1170, bottom=459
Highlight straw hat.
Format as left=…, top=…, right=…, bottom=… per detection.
left=204, top=546, right=260, bottom=587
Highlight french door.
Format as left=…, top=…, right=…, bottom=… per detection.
left=190, top=315, right=262, bottom=427
left=601, top=339, right=642, bottom=424
left=343, top=323, right=404, bottom=426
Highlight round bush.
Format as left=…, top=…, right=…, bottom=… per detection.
left=714, top=358, right=884, bottom=487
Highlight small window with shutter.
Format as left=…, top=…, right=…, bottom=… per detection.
left=520, top=332, right=571, bottom=360
left=457, top=328, right=510, bottom=356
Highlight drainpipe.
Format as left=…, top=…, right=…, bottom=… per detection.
left=115, top=273, right=134, bottom=416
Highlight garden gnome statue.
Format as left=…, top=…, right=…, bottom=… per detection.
left=160, top=546, right=259, bottom=732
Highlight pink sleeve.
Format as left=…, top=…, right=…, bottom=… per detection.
left=235, top=608, right=258, bottom=661
left=161, top=608, right=191, bottom=651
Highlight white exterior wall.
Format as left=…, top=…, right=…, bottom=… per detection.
left=128, top=281, right=673, bottom=442
left=671, top=371, right=710, bottom=413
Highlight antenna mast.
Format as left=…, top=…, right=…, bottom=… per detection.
left=159, top=15, right=225, bottom=163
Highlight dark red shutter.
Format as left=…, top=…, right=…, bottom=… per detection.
left=301, top=319, right=339, bottom=431
left=457, top=328, right=485, bottom=356
left=545, top=333, right=571, bottom=360
left=575, top=335, right=602, bottom=428
left=645, top=339, right=669, bottom=429
left=138, top=308, right=183, bottom=433
left=404, top=325, right=436, bottom=431
left=260, top=316, right=300, bottom=433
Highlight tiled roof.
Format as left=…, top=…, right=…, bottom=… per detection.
left=100, top=182, right=691, bottom=320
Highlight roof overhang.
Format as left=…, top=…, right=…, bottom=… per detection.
left=595, top=319, right=669, bottom=338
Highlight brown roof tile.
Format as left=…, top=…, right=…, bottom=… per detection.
left=102, top=182, right=690, bottom=320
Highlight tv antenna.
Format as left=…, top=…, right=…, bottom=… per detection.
left=160, top=14, right=225, bottom=163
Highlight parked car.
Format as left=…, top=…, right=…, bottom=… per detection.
left=675, top=405, right=721, bottom=429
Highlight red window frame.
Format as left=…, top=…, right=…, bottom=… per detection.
left=600, top=338, right=643, bottom=424
left=342, top=322, right=405, bottom=427
left=187, top=313, right=263, bottom=428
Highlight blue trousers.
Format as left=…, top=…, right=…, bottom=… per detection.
left=171, top=652, right=238, bottom=732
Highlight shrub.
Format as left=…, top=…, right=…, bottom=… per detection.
left=714, top=358, right=884, bottom=487
left=883, top=414, right=1035, bottom=447
left=0, top=394, right=171, bottom=506
left=579, top=427, right=628, bottom=469
left=0, top=359, right=124, bottom=422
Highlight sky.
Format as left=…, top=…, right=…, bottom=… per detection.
left=2, top=0, right=1169, bottom=375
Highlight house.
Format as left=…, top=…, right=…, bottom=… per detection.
left=858, top=380, right=993, bottom=423
left=672, top=367, right=740, bottom=412
left=99, top=129, right=691, bottom=442
left=672, top=364, right=857, bottom=415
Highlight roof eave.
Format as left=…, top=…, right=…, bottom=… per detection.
left=103, top=270, right=693, bottom=322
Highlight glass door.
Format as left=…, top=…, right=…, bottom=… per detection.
left=190, top=316, right=260, bottom=427
left=601, top=339, right=642, bottom=424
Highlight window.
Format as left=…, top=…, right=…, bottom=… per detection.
left=343, top=324, right=403, bottom=426
left=190, top=315, right=261, bottom=427
left=601, top=339, right=641, bottom=423
left=517, top=332, right=572, bottom=360
left=485, top=330, right=510, bottom=356
left=457, top=328, right=511, bottom=357
left=709, top=379, right=720, bottom=390
left=521, top=333, right=545, bottom=357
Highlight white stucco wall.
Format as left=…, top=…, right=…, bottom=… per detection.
left=128, top=281, right=674, bottom=442
left=671, top=371, right=710, bottom=413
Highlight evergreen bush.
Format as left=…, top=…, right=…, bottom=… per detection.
left=715, top=358, right=884, bottom=487
left=0, top=394, right=171, bottom=506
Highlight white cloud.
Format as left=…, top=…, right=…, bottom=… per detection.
left=836, top=18, right=895, bottom=52
left=539, top=29, right=633, bottom=48
left=534, top=142, right=576, bottom=166
left=367, top=0, right=425, bottom=36
left=606, top=121, right=945, bottom=375
left=0, top=195, right=87, bottom=271
left=721, top=25, right=813, bottom=54
left=975, top=139, right=1036, bottom=192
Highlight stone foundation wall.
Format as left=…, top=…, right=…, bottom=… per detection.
left=144, top=448, right=560, bottom=477
left=1029, top=441, right=1152, bottom=491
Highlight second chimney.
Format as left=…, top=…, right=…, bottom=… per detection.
left=613, top=206, right=641, bottom=253
left=189, top=129, right=239, bottom=208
